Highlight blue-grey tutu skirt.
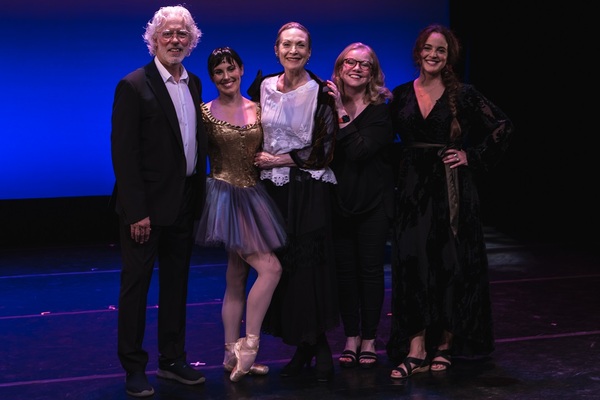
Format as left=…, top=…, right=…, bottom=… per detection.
left=194, top=177, right=287, bottom=255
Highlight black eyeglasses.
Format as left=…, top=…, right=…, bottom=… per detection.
left=343, top=58, right=372, bottom=70
left=160, top=30, right=190, bottom=40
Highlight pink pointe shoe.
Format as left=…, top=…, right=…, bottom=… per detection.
left=230, top=334, right=260, bottom=382
left=223, top=342, right=269, bottom=376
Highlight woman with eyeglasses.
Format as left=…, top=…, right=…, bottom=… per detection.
left=248, top=21, right=340, bottom=382
left=386, top=24, right=514, bottom=379
left=327, top=43, right=394, bottom=370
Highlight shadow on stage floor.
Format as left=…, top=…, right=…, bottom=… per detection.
left=1, top=227, right=599, bottom=399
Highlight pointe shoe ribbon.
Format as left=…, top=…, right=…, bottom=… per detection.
left=223, top=342, right=269, bottom=375
left=230, top=334, right=260, bottom=382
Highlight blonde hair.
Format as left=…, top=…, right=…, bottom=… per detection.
left=332, top=42, right=392, bottom=105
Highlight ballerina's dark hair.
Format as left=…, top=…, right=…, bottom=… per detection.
left=207, top=47, right=244, bottom=77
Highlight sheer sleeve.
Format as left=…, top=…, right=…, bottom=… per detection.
left=459, top=84, right=514, bottom=172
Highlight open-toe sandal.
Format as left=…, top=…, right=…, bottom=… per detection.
left=431, top=349, right=452, bottom=372
left=390, top=356, right=429, bottom=379
left=338, top=349, right=358, bottom=368
left=358, top=351, right=378, bottom=369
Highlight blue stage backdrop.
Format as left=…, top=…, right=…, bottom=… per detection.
left=0, top=0, right=448, bottom=200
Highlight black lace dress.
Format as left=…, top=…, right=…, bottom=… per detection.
left=386, top=82, right=514, bottom=361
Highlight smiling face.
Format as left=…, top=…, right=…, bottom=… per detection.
left=211, top=59, right=243, bottom=97
left=274, top=27, right=311, bottom=73
left=339, top=48, right=373, bottom=92
left=155, top=17, right=190, bottom=69
left=419, top=32, right=448, bottom=76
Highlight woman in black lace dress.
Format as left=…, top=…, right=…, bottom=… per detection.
left=386, top=24, right=514, bottom=379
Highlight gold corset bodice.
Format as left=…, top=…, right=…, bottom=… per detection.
left=201, top=103, right=262, bottom=187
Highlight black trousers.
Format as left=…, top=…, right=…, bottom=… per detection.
left=116, top=183, right=195, bottom=373
left=333, top=203, right=389, bottom=340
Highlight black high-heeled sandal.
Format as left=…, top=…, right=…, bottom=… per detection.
left=339, top=349, right=358, bottom=368
left=339, top=336, right=361, bottom=368
left=358, top=339, right=377, bottom=369
left=280, top=343, right=314, bottom=377
left=358, top=351, right=378, bottom=369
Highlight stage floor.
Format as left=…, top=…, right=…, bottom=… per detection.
left=1, top=227, right=599, bottom=400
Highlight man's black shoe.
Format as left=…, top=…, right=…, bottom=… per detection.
left=125, top=371, right=154, bottom=398
left=157, top=360, right=205, bottom=385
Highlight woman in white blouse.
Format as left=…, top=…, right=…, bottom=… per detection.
left=249, top=21, right=340, bottom=383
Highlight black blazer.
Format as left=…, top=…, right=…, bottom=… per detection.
left=110, top=60, right=207, bottom=225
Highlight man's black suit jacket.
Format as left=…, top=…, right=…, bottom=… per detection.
left=110, top=60, right=207, bottom=226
